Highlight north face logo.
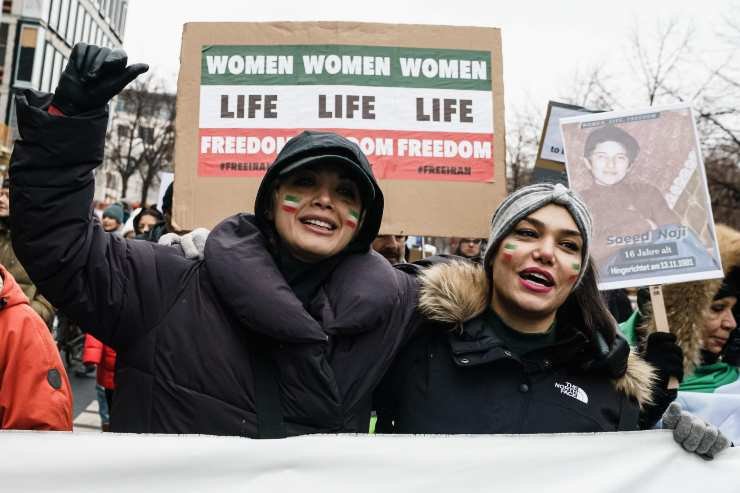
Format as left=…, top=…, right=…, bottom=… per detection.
left=554, top=381, right=589, bottom=404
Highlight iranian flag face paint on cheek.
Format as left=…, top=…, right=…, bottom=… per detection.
left=568, top=262, right=581, bottom=283
left=502, top=243, right=517, bottom=261
left=281, top=194, right=301, bottom=213
left=345, top=210, right=359, bottom=229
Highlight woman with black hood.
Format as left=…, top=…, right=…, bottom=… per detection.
left=9, top=43, right=418, bottom=436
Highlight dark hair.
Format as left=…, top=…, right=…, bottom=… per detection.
left=556, top=258, right=617, bottom=346
left=133, top=207, right=164, bottom=235
left=583, top=125, right=640, bottom=164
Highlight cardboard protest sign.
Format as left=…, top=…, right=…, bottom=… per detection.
left=560, top=103, right=723, bottom=290
left=532, top=101, right=597, bottom=185
left=174, top=22, right=506, bottom=236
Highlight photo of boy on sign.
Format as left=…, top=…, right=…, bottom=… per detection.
left=560, top=105, right=723, bottom=290
left=580, top=125, right=681, bottom=234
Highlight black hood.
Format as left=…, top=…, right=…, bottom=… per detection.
left=254, top=130, right=384, bottom=253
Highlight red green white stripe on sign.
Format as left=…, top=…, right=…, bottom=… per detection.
left=345, top=210, right=360, bottom=228
left=282, top=194, right=301, bottom=213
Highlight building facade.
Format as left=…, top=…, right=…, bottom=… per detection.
left=0, top=0, right=128, bottom=141
left=97, top=88, right=175, bottom=207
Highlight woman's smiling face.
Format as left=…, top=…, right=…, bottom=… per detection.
left=272, top=162, right=363, bottom=263
left=490, top=204, right=584, bottom=332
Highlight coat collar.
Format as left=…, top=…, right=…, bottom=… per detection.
left=204, top=213, right=328, bottom=343
left=204, top=213, right=393, bottom=343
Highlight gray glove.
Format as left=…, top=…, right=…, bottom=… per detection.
left=662, top=402, right=730, bottom=459
left=158, top=228, right=210, bottom=260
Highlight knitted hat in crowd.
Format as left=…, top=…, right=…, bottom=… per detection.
left=103, top=203, right=124, bottom=224
left=482, top=183, right=593, bottom=287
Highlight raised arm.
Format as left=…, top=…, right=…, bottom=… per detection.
left=9, top=44, right=188, bottom=349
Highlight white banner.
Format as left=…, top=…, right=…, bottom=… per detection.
left=0, top=430, right=736, bottom=492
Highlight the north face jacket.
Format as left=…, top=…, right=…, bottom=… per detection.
left=375, top=260, right=656, bottom=434
left=9, top=90, right=418, bottom=437
left=0, top=264, right=72, bottom=430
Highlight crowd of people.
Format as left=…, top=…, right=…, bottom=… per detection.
left=0, top=42, right=736, bottom=462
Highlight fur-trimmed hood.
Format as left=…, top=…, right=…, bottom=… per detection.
left=641, top=224, right=740, bottom=375
left=418, top=260, right=656, bottom=408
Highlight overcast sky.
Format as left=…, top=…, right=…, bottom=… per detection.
left=122, top=0, right=736, bottom=116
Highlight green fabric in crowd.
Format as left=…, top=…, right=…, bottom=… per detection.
left=618, top=310, right=640, bottom=348
left=680, top=362, right=740, bottom=393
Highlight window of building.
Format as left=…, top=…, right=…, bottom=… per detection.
left=66, top=0, right=77, bottom=44
left=41, top=43, right=54, bottom=92
left=58, top=0, right=69, bottom=37
left=117, top=123, right=128, bottom=138
left=0, top=23, right=9, bottom=82
left=74, top=3, right=84, bottom=44
left=111, top=0, right=119, bottom=30
left=105, top=171, right=119, bottom=191
left=139, top=126, right=154, bottom=144
left=51, top=50, right=62, bottom=89
left=119, top=3, right=127, bottom=37
left=82, top=11, right=90, bottom=43
left=15, top=26, right=38, bottom=84
left=2, top=0, right=12, bottom=15
left=49, top=0, right=61, bottom=31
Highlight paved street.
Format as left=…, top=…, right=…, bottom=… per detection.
left=66, top=363, right=102, bottom=432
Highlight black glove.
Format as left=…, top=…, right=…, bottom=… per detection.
left=586, top=331, right=629, bottom=378
left=51, top=43, right=148, bottom=115
left=722, top=328, right=740, bottom=366
left=644, top=332, right=684, bottom=384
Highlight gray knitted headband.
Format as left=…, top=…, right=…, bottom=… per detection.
left=482, top=183, right=593, bottom=287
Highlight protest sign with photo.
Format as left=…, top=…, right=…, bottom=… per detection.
left=532, top=101, right=598, bottom=185
left=174, top=22, right=506, bottom=236
left=560, top=103, right=724, bottom=290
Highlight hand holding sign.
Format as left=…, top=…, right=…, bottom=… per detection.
left=649, top=285, right=680, bottom=389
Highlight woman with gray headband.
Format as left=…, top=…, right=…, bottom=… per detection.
left=375, top=183, right=729, bottom=459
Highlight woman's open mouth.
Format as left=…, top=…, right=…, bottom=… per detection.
left=300, top=215, right=337, bottom=235
left=518, top=268, right=554, bottom=293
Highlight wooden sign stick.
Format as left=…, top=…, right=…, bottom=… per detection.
left=649, top=285, right=679, bottom=390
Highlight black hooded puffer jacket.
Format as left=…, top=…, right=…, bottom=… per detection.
left=9, top=90, right=419, bottom=436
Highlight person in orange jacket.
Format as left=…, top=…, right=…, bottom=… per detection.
left=82, top=333, right=116, bottom=430
left=0, top=263, right=72, bottom=430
